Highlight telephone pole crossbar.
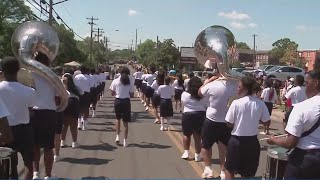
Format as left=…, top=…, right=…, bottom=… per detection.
left=86, top=17, right=98, bottom=63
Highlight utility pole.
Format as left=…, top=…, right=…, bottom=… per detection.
left=47, top=0, right=69, bottom=26
left=104, top=36, right=109, bottom=65
left=94, top=28, right=104, bottom=43
left=86, top=17, right=98, bottom=63
left=253, top=34, right=258, bottom=66
left=156, top=36, right=159, bottom=69
left=140, top=39, right=141, bottom=45
left=135, top=29, right=138, bottom=52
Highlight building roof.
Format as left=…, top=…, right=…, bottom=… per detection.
left=180, top=47, right=196, bottom=58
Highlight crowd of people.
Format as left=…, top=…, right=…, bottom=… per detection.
left=123, top=64, right=319, bottom=179
left=0, top=54, right=108, bottom=179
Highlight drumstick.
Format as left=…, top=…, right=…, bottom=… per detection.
left=259, top=134, right=287, bottom=141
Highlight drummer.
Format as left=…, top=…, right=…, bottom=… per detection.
left=268, top=70, right=320, bottom=179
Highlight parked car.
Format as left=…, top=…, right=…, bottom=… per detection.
left=258, top=65, right=276, bottom=72
left=232, top=67, right=246, bottom=73
left=266, top=66, right=305, bottom=82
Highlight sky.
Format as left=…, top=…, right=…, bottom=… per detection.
left=24, top=0, right=320, bottom=51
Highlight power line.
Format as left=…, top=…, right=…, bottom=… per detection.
left=26, top=0, right=49, bottom=18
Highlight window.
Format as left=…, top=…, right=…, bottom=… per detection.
left=280, top=67, right=290, bottom=72
left=289, top=67, right=302, bottom=72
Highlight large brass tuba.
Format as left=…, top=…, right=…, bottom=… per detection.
left=11, top=21, right=68, bottom=112
left=194, top=25, right=244, bottom=79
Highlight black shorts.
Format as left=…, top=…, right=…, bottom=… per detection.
left=159, top=98, right=173, bottom=117
left=225, top=135, right=260, bottom=177
left=284, top=106, right=293, bottom=123
left=201, top=119, right=231, bottom=149
left=135, top=79, right=143, bottom=90
left=174, top=89, right=184, bottom=101
left=64, top=97, right=81, bottom=119
left=265, top=102, right=273, bottom=115
left=30, top=110, right=57, bottom=149
left=141, top=83, right=147, bottom=94
left=182, top=111, right=205, bottom=136
left=101, top=82, right=106, bottom=92
left=55, top=112, right=64, bottom=134
left=79, top=92, right=91, bottom=108
left=145, top=86, right=154, bottom=98
left=90, top=87, right=98, bottom=104
left=6, top=124, right=34, bottom=166
left=284, top=148, right=320, bottom=179
left=114, top=98, right=131, bottom=122
left=151, top=94, right=161, bottom=108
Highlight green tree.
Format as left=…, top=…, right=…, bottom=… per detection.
left=135, top=39, right=156, bottom=66
left=158, top=39, right=180, bottom=69
left=269, top=38, right=298, bottom=65
left=236, top=42, right=250, bottom=50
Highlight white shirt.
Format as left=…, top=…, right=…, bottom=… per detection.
left=133, top=72, right=144, bottom=80
left=32, top=73, right=57, bottom=110
left=114, top=73, right=120, bottom=79
left=144, top=74, right=156, bottom=86
left=151, top=80, right=160, bottom=91
left=172, top=79, right=184, bottom=90
left=261, top=87, right=278, bottom=104
left=0, top=81, right=36, bottom=126
left=74, top=74, right=91, bottom=94
left=85, top=74, right=95, bottom=88
left=226, top=96, right=270, bottom=136
left=109, top=76, right=134, bottom=98
left=285, top=86, right=307, bottom=106
left=0, top=97, right=10, bottom=119
left=181, top=92, right=207, bottom=113
left=200, top=79, right=237, bottom=122
left=184, top=78, right=190, bottom=91
left=157, top=85, right=175, bottom=99
left=285, top=95, right=320, bottom=150
left=99, top=73, right=106, bottom=82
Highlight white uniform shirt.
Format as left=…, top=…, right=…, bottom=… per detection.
left=181, top=92, right=207, bottom=113
left=133, top=72, right=144, bottom=80
left=109, top=76, right=135, bottom=98
left=261, top=87, right=278, bottom=104
left=0, top=98, right=9, bottom=119
left=200, top=79, right=237, bottom=122
left=226, top=96, right=270, bottom=136
left=74, top=74, right=90, bottom=94
left=0, top=81, right=36, bottom=126
left=32, top=73, right=57, bottom=110
left=285, top=95, right=320, bottom=150
left=172, top=79, right=184, bottom=90
left=285, top=86, right=307, bottom=106
left=184, top=78, right=190, bottom=91
left=114, top=73, right=121, bottom=79
left=144, top=74, right=156, bottom=86
left=85, top=74, right=95, bottom=88
left=157, top=85, right=175, bottom=99
left=99, top=73, right=106, bottom=82
left=151, top=80, right=160, bottom=91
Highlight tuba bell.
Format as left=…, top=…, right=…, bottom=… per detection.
left=194, top=25, right=244, bottom=79
left=11, top=21, right=68, bottom=112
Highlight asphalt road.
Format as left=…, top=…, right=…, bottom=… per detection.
left=16, top=66, right=287, bottom=179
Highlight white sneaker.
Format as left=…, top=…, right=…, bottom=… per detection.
left=54, top=155, right=60, bottom=162
left=145, top=107, right=149, bottom=111
left=115, top=135, right=120, bottom=143
left=141, top=100, right=144, bottom=104
left=181, top=151, right=189, bottom=159
left=33, top=171, right=40, bottom=179
left=123, top=139, right=127, bottom=147
left=72, top=142, right=79, bottom=148
left=92, top=111, right=95, bottom=118
left=202, top=168, right=213, bottom=179
left=220, top=170, right=226, bottom=180
left=77, top=119, right=82, bottom=129
left=60, top=140, right=66, bottom=147
left=44, top=175, right=57, bottom=180
left=194, top=153, right=202, bottom=162
left=160, top=126, right=165, bottom=131
left=82, top=121, right=87, bottom=131
left=144, top=102, right=147, bottom=107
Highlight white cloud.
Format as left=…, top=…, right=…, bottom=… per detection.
left=230, top=22, right=246, bottom=30
left=218, top=11, right=251, bottom=21
left=128, top=9, right=138, bottom=16
left=295, top=25, right=318, bottom=32
left=248, top=23, right=257, bottom=28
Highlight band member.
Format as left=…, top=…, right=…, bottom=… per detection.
left=283, top=74, right=307, bottom=127
left=90, top=69, right=99, bottom=118
left=268, top=70, right=320, bottom=179
left=151, top=72, right=165, bottom=124
left=0, top=101, right=12, bottom=146
left=260, top=78, right=278, bottom=135
left=133, top=68, right=144, bottom=98
left=61, top=73, right=81, bottom=149
left=52, top=66, right=64, bottom=162
left=143, top=66, right=157, bottom=111
left=140, top=70, right=148, bottom=105
left=110, top=66, right=134, bottom=147
left=74, top=66, right=91, bottom=131
left=157, top=76, right=175, bottom=131
left=30, top=52, right=58, bottom=179
left=172, top=73, right=184, bottom=113
left=184, top=72, right=194, bottom=92
left=99, top=69, right=107, bottom=98
left=225, top=77, right=270, bottom=179
left=180, top=77, right=207, bottom=161
left=0, top=57, right=36, bottom=179
left=198, top=73, right=237, bottom=179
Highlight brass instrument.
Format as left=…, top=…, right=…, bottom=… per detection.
left=11, top=21, right=68, bottom=112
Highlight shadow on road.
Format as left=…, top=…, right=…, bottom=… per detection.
left=82, top=176, right=110, bottom=180
left=88, top=127, right=115, bottom=132
left=89, top=122, right=115, bottom=126
left=60, top=157, right=112, bottom=165
left=79, top=142, right=117, bottom=151
left=128, top=142, right=171, bottom=149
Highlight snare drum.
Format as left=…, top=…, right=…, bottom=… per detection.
left=264, top=146, right=289, bottom=180
left=0, top=147, right=14, bottom=179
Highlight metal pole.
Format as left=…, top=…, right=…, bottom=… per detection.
left=135, top=29, right=138, bottom=51
left=253, top=34, right=257, bottom=66
left=49, top=0, right=53, bottom=26
left=156, top=36, right=159, bottom=69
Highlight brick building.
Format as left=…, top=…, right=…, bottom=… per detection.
left=297, top=50, right=320, bottom=71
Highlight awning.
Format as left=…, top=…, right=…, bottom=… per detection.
left=64, top=61, right=81, bottom=67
